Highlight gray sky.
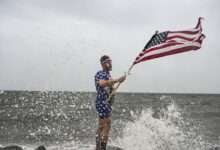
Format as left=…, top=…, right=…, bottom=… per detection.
left=0, top=0, right=220, bottom=93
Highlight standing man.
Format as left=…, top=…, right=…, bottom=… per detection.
left=95, top=55, right=126, bottom=150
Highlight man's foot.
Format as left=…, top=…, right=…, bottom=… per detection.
left=101, top=142, right=107, bottom=150
left=95, top=135, right=101, bottom=150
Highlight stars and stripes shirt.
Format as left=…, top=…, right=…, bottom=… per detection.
left=95, top=70, right=112, bottom=104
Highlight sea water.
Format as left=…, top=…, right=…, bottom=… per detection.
left=0, top=91, right=219, bottom=149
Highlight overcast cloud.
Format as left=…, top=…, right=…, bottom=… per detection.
left=0, top=0, right=220, bottom=93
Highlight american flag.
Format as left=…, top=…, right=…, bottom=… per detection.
left=133, top=18, right=205, bottom=65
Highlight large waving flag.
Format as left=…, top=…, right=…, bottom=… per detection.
left=107, top=18, right=206, bottom=103
left=133, top=18, right=205, bottom=65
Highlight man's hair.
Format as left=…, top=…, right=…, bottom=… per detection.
left=100, top=55, right=111, bottom=65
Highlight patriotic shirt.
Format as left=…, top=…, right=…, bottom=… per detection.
left=95, top=70, right=112, bottom=104
left=95, top=70, right=114, bottom=118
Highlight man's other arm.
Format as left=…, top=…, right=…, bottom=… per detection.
left=99, top=76, right=126, bottom=87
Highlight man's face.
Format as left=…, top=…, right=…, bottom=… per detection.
left=103, top=60, right=112, bottom=71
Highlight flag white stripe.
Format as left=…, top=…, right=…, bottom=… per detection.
left=167, top=36, right=200, bottom=42
left=170, top=25, right=201, bottom=33
left=168, top=32, right=201, bottom=39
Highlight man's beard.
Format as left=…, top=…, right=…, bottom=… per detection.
left=106, top=64, right=112, bottom=71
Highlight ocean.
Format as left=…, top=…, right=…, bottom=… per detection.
left=0, top=90, right=219, bottom=150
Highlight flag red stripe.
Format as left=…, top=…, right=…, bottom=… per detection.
left=134, top=46, right=199, bottom=65
left=169, top=29, right=200, bottom=35
left=195, top=17, right=203, bottom=29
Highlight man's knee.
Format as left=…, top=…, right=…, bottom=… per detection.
left=99, top=117, right=112, bottom=131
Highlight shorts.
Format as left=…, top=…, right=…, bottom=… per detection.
left=96, top=103, right=112, bottom=119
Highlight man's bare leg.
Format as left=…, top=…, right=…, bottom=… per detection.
left=100, top=117, right=112, bottom=150
left=96, top=119, right=105, bottom=150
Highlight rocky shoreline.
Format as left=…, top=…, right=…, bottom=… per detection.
left=0, top=145, right=219, bottom=150
left=0, top=145, right=46, bottom=150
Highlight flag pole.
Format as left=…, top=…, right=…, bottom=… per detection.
left=105, top=63, right=134, bottom=103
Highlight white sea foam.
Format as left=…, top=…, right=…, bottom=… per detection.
left=113, top=102, right=212, bottom=150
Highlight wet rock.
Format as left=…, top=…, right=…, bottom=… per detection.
left=35, top=146, right=46, bottom=150
left=0, top=145, right=23, bottom=150
left=210, top=147, right=220, bottom=150
left=0, top=145, right=46, bottom=150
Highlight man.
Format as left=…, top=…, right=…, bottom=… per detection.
left=95, top=55, right=126, bottom=150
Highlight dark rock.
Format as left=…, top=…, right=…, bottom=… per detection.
left=35, top=146, right=46, bottom=150
left=0, top=145, right=23, bottom=150
left=0, top=145, right=46, bottom=150
left=210, top=147, right=220, bottom=150
left=106, top=145, right=123, bottom=150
